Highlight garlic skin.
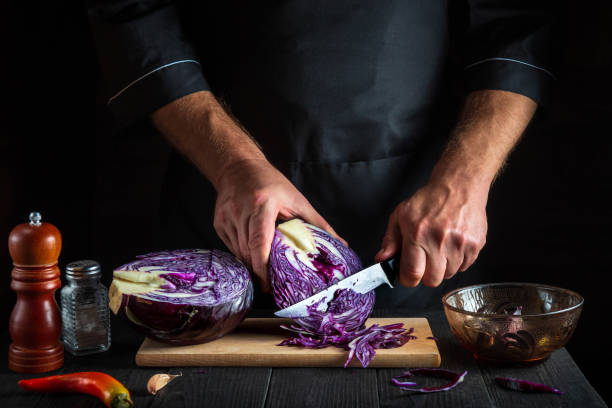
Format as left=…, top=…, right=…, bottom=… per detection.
left=147, top=373, right=182, bottom=395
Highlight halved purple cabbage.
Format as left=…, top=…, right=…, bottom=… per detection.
left=109, top=249, right=253, bottom=345
left=269, top=219, right=415, bottom=367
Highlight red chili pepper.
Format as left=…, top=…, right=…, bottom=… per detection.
left=18, top=371, right=134, bottom=408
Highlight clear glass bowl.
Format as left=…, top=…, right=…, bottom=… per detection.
left=442, top=282, right=583, bottom=363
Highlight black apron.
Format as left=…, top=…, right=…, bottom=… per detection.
left=158, top=1, right=472, bottom=309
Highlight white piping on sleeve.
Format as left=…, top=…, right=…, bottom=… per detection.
left=464, top=57, right=555, bottom=79
left=107, top=59, right=201, bottom=105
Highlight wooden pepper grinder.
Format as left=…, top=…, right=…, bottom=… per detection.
left=8, top=212, right=64, bottom=373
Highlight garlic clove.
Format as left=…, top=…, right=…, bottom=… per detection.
left=147, top=372, right=182, bottom=395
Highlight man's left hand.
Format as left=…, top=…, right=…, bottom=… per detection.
left=374, top=176, right=488, bottom=287
left=374, top=90, right=537, bottom=287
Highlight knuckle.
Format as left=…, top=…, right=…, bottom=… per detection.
left=217, top=202, right=236, bottom=220
left=395, top=201, right=410, bottom=217
left=395, top=206, right=413, bottom=224
left=453, top=233, right=466, bottom=249
left=228, top=201, right=240, bottom=217
left=213, top=206, right=224, bottom=220
left=400, top=256, right=424, bottom=279
left=436, top=220, right=454, bottom=239
left=213, top=216, right=224, bottom=233
left=409, top=219, right=428, bottom=242
left=465, top=234, right=485, bottom=252
left=251, top=189, right=271, bottom=207
left=478, top=237, right=487, bottom=250
left=401, top=266, right=421, bottom=279
left=423, top=223, right=448, bottom=248
left=444, top=271, right=457, bottom=280
left=248, top=231, right=268, bottom=250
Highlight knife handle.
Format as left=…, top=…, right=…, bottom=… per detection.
left=381, top=256, right=399, bottom=285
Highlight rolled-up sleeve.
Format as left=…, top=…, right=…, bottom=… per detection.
left=463, top=0, right=557, bottom=104
left=88, top=0, right=210, bottom=126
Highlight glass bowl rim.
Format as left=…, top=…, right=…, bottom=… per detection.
left=441, top=282, right=584, bottom=318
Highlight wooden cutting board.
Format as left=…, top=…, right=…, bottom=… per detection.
left=135, top=317, right=440, bottom=368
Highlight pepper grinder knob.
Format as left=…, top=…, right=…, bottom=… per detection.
left=29, top=211, right=42, bottom=226
left=8, top=211, right=64, bottom=373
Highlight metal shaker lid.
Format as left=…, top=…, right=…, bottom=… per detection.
left=65, top=260, right=101, bottom=279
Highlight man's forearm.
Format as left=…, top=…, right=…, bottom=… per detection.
left=376, top=89, right=538, bottom=286
left=151, top=91, right=339, bottom=287
left=151, top=90, right=266, bottom=190
left=431, top=90, right=537, bottom=190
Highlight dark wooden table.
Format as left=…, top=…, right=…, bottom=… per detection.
left=2, top=308, right=607, bottom=408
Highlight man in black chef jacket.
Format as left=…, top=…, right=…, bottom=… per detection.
left=89, top=1, right=555, bottom=308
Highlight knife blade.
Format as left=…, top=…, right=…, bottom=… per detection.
left=274, top=257, right=399, bottom=318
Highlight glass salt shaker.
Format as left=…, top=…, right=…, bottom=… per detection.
left=60, top=260, right=111, bottom=355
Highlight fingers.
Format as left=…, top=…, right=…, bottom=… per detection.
left=398, top=242, right=427, bottom=287
left=236, top=216, right=252, bottom=268
left=248, top=203, right=277, bottom=293
left=441, top=233, right=466, bottom=280
left=458, top=243, right=480, bottom=272
left=377, top=211, right=428, bottom=287
left=215, top=216, right=241, bottom=259
left=217, top=229, right=234, bottom=255
left=215, top=209, right=270, bottom=292
left=377, top=211, right=429, bottom=287
left=375, top=213, right=401, bottom=262
left=444, top=253, right=464, bottom=280
left=384, top=201, right=485, bottom=287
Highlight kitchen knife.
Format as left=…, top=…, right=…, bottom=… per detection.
left=274, top=257, right=399, bottom=318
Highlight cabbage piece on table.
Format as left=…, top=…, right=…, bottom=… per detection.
left=109, top=249, right=253, bottom=345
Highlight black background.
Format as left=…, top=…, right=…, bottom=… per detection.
left=2, top=1, right=611, bottom=404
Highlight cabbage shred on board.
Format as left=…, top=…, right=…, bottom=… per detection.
left=269, top=219, right=416, bottom=367
left=109, top=249, right=253, bottom=345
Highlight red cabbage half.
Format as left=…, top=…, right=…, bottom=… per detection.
left=109, top=249, right=253, bottom=345
left=269, top=219, right=414, bottom=367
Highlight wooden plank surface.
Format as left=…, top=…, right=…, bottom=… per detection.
left=1, top=311, right=606, bottom=408
left=135, top=317, right=441, bottom=368
left=265, top=367, right=379, bottom=408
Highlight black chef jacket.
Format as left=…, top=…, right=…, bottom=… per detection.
left=88, top=0, right=555, bottom=309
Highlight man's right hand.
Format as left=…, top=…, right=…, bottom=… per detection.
left=152, top=91, right=339, bottom=292
left=213, top=158, right=340, bottom=292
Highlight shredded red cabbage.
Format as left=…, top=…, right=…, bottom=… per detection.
left=392, top=368, right=468, bottom=393
left=495, top=377, right=562, bottom=394
left=269, top=220, right=414, bottom=367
